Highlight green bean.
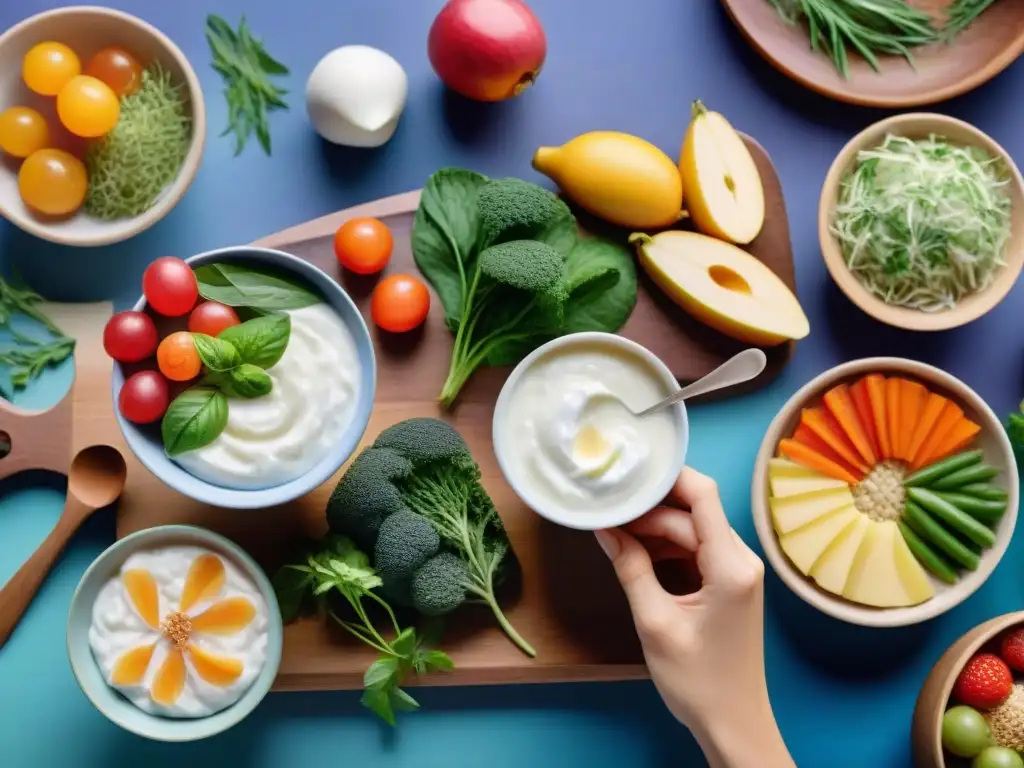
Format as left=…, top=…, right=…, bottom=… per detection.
left=903, top=501, right=980, bottom=571
left=904, top=450, right=983, bottom=487
left=898, top=520, right=958, bottom=584
left=933, top=492, right=1006, bottom=525
left=930, top=464, right=999, bottom=490
left=906, top=488, right=996, bottom=548
left=957, top=483, right=1008, bottom=502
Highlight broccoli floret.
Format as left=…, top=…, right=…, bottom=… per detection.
left=410, top=553, right=467, bottom=616
left=324, top=418, right=535, bottom=657
left=479, top=241, right=563, bottom=293
left=478, top=178, right=570, bottom=246
left=374, top=510, right=440, bottom=587
left=327, top=447, right=413, bottom=550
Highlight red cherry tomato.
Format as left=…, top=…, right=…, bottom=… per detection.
left=119, top=370, right=170, bottom=424
left=334, top=217, right=393, bottom=275
left=188, top=301, right=241, bottom=336
left=103, top=310, right=158, bottom=363
left=371, top=274, right=430, bottom=333
left=157, top=331, right=202, bottom=382
left=142, top=257, right=198, bottom=317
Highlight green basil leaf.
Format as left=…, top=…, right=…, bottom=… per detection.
left=191, top=333, right=241, bottom=372
left=388, top=687, right=420, bottom=713
left=391, top=627, right=417, bottom=659
left=207, top=363, right=272, bottom=398
left=421, top=649, right=455, bottom=673
left=360, top=685, right=396, bottom=726
left=412, top=168, right=489, bottom=325
left=161, top=387, right=229, bottom=456
left=195, top=263, right=319, bottom=310
left=218, top=313, right=290, bottom=369
left=363, top=657, right=399, bottom=689
left=561, top=237, right=637, bottom=334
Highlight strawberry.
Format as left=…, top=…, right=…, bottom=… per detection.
left=1000, top=628, right=1024, bottom=672
left=954, top=653, right=1014, bottom=710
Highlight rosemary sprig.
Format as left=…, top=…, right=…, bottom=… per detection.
left=0, top=276, right=74, bottom=399
left=205, top=14, right=289, bottom=156
left=944, top=0, right=998, bottom=38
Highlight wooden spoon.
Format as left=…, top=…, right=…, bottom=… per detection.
left=0, top=444, right=127, bottom=649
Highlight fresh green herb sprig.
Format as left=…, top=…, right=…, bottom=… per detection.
left=273, top=535, right=454, bottom=726
left=943, top=0, right=999, bottom=38
left=768, top=0, right=938, bottom=77
left=1008, top=401, right=1024, bottom=454
left=0, top=276, right=74, bottom=399
left=205, top=14, right=289, bottom=156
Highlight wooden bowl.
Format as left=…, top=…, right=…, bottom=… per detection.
left=751, top=357, right=1019, bottom=628
left=0, top=6, right=206, bottom=246
left=720, top=0, right=1024, bottom=107
left=818, top=114, right=1024, bottom=332
left=912, top=611, right=1024, bottom=767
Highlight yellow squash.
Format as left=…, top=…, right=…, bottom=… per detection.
left=532, top=131, right=683, bottom=229
left=679, top=100, right=765, bottom=245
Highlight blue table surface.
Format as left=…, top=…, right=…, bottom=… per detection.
left=3, top=1, right=1024, bottom=765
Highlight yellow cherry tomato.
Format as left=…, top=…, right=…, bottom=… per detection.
left=85, top=46, right=142, bottom=97
left=22, top=41, right=81, bottom=96
left=57, top=75, right=120, bottom=138
left=18, top=149, right=88, bottom=216
left=0, top=107, right=49, bottom=158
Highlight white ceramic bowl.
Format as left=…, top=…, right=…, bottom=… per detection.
left=0, top=6, right=205, bottom=246
left=493, top=332, right=689, bottom=531
left=751, top=357, right=1019, bottom=627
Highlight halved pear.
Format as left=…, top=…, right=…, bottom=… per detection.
left=632, top=230, right=810, bottom=347
left=679, top=101, right=765, bottom=245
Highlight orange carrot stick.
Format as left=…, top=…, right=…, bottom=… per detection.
left=911, top=402, right=964, bottom=470
left=866, top=375, right=891, bottom=459
left=850, top=378, right=881, bottom=461
left=801, top=407, right=870, bottom=473
left=906, top=393, right=948, bottom=466
left=897, top=380, right=927, bottom=461
left=824, top=383, right=877, bottom=465
left=920, top=419, right=982, bottom=467
left=886, top=378, right=903, bottom=460
left=778, top=440, right=860, bottom=485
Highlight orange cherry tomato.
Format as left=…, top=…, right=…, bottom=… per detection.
left=0, top=107, right=50, bottom=158
left=371, top=274, right=430, bottom=333
left=22, top=41, right=81, bottom=96
left=157, top=331, right=202, bottom=382
left=334, top=217, right=393, bottom=275
left=84, top=46, right=142, bottom=97
left=18, top=148, right=87, bottom=216
left=57, top=75, right=120, bottom=138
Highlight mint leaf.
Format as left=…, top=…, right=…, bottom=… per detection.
left=191, top=333, right=241, bottom=372
left=218, top=313, right=290, bottom=369
left=161, top=387, right=228, bottom=456
left=195, top=263, right=318, bottom=310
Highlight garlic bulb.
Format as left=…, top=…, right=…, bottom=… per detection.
left=305, top=46, right=408, bottom=148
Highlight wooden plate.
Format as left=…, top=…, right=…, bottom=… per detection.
left=111, top=138, right=798, bottom=691
left=720, top=0, right=1024, bottom=107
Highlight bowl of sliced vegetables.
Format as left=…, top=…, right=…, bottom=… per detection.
left=819, top=114, right=1024, bottom=331
left=0, top=6, right=205, bottom=246
left=751, top=357, right=1018, bottom=628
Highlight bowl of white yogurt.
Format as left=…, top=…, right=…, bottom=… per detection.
left=67, top=525, right=282, bottom=741
left=112, top=246, right=376, bottom=509
left=493, top=332, right=688, bottom=531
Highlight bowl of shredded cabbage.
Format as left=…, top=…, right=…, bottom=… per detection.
left=819, top=114, right=1024, bottom=331
left=0, top=7, right=205, bottom=246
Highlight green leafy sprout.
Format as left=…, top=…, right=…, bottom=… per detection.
left=0, top=276, right=74, bottom=400
left=273, top=535, right=453, bottom=726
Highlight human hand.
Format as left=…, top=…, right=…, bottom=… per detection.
left=594, top=468, right=793, bottom=768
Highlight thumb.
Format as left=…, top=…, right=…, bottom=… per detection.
left=595, top=528, right=675, bottom=631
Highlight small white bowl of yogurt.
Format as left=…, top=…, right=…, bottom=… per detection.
left=67, top=525, right=282, bottom=741
left=493, top=332, right=689, bottom=531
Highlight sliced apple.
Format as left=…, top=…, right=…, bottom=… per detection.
left=768, top=458, right=817, bottom=478
left=769, top=487, right=855, bottom=535
left=810, top=515, right=870, bottom=596
left=679, top=100, right=765, bottom=245
left=893, top=528, right=935, bottom=603
left=631, top=231, right=809, bottom=347
left=780, top=506, right=860, bottom=574
left=843, top=520, right=931, bottom=608
left=770, top=472, right=849, bottom=499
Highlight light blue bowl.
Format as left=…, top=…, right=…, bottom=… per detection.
left=112, top=246, right=377, bottom=509
left=67, top=525, right=283, bottom=742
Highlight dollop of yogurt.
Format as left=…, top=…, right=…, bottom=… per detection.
left=88, top=546, right=269, bottom=719
left=174, top=303, right=360, bottom=489
left=502, top=343, right=678, bottom=514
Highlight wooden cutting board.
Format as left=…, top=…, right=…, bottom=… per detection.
left=116, top=137, right=796, bottom=690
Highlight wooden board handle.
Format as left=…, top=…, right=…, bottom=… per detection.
left=0, top=396, right=73, bottom=481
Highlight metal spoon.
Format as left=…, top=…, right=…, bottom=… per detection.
left=631, top=348, right=768, bottom=417
left=0, top=444, right=127, bottom=649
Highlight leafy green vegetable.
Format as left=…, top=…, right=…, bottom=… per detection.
left=271, top=535, right=454, bottom=726
left=218, top=313, right=290, bottom=368
left=944, top=0, right=998, bottom=38
left=831, top=134, right=1011, bottom=311
left=0, top=276, right=74, bottom=400
left=328, top=418, right=535, bottom=657
left=161, top=387, right=229, bottom=456
left=412, top=169, right=636, bottom=407
left=191, top=333, right=241, bottom=372
left=208, top=363, right=273, bottom=398
left=195, top=263, right=319, bottom=310
left=1008, top=401, right=1024, bottom=454
left=205, top=15, right=289, bottom=156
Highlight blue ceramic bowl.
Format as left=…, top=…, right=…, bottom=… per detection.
left=67, top=525, right=283, bottom=742
left=112, top=246, right=376, bottom=509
